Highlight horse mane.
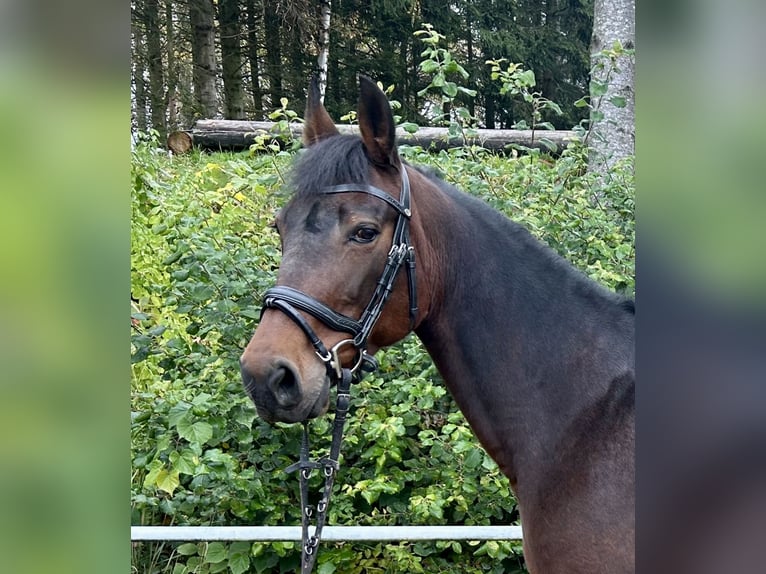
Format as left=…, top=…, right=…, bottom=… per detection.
left=412, top=163, right=635, bottom=314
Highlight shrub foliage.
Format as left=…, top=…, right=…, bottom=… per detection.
left=131, top=129, right=633, bottom=573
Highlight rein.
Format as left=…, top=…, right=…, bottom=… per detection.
left=260, top=166, right=416, bottom=573
left=283, top=368, right=354, bottom=574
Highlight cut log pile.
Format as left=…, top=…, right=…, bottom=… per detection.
left=168, top=120, right=578, bottom=155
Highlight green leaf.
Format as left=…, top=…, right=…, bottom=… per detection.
left=234, top=407, right=256, bottom=428
left=361, top=488, right=378, bottom=505
left=400, top=122, right=420, bottom=134
left=155, top=468, right=180, bottom=495
left=443, top=60, right=460, bottom=74
left=177, top=419, right=213, bottom=444
left=518, top=70, right=536, bottom=87
left=539, top=138, right=558, bottom=152
left=189, top=284, right=216, bottom=302
left=239, top=308, right=260, bottom=320
left=227, top=542, right=251, bottom=574
left=162, top=249, right=183, bottom=265
left=419, top=60, right=439, bottom=73
left=143, top=459, right=164, bottom=487
left=609, top=95, right=627, bottom=108
left=192, top=392, right=213, bottom=407
left=170, top=449, right=198, bottom=475
left=204, top=542, right=227, bottom=564
left=544, top=101, right=563, bottom=115
left=574, top=97, right=590, bottom=108
left=591, top=80, right=608, bottom=97
left=210, top=561, right=229, bottom=573
left=442, top=82, right=458, bottom=98
left=463, top=448, right=483, bottom=469
left=317, top=562, right=337, bottom=574
left=177, top=543, right=199, bottom=556
left=168, top=402, right=191, bottom=428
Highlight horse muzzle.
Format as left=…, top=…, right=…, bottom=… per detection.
left=240, top=356, right=330, bottom=424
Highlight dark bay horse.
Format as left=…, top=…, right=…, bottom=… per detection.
left=240, top=77, right=635, bottom=573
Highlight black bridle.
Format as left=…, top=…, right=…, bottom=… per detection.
left=260, top=166, right=417, bottom=573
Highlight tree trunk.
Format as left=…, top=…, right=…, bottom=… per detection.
left=132, top=3, right=148, bottom=132
left=219, top=0, right=246, bottom=119
left=485, top=91, right=496, bottom=129
left=263, top=4, right=283, bottom=107
left=316, top=0, right=331, bottom=102
left=465, top=9, right=475, bottom=119
left=589, top=0, right=635, bottom=174
left=145, top=0, right=166, bottom=136
left=165, top=0, right=179, bottom=130
left=246, top=0, right=263, bottom=116
left=189, top=0, right=218, bottom=118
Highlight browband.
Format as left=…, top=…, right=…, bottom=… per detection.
left=321, top=184, right=411, bottom=218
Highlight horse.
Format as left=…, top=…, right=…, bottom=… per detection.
left=240, top=76, right=635, bottom=573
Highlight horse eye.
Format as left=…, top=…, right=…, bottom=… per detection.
left=351, top=227, right=379, bottom=244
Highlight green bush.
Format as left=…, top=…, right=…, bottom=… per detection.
left=131, top=130, right=633, bottom=573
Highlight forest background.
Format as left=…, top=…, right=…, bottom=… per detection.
left=130, top=0, right=599, bottom=137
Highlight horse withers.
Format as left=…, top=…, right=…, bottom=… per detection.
left=240, top=76, right=635, bottom=573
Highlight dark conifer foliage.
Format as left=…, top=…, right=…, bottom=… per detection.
left=130, top=0, right=593, bottom=133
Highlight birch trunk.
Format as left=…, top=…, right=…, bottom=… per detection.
left=589, top=0, right=635, bottom=174
left=317, top=0, right=331, bottom=102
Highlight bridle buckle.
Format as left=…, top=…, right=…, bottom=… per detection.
left=327, top=338, right=367, bottom=379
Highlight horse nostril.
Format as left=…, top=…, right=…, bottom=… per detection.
left=267, top=363, right=302, bottom=408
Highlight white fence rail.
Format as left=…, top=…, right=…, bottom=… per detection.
left=131, top=525, right=523, bottom=542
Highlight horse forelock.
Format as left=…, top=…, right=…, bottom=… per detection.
left=289, top=135, right=370, bottom=198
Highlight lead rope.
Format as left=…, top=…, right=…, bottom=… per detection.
left=285, top=367, right=355, bottom=573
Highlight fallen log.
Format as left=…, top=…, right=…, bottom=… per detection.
left=169, top=120, right=579, bottom=155
left=167, top=130, right=193, bottom=154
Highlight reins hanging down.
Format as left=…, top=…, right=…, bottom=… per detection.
left=284, top=368, right=354, bottom=574
left=260, top=166, right=416, bottom=572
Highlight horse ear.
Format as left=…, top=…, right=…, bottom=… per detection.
left=303, top=76, right=339, bottom=146
left=358, top=75, right=399, bottom=167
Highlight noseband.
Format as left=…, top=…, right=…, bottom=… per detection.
left=262, top=166, right=417, bottom=379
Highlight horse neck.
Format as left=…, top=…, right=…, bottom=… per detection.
left=410, top=174, right=634, bottom=493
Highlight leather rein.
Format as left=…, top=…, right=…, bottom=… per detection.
left=260, top=166, right=416, bottom=573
